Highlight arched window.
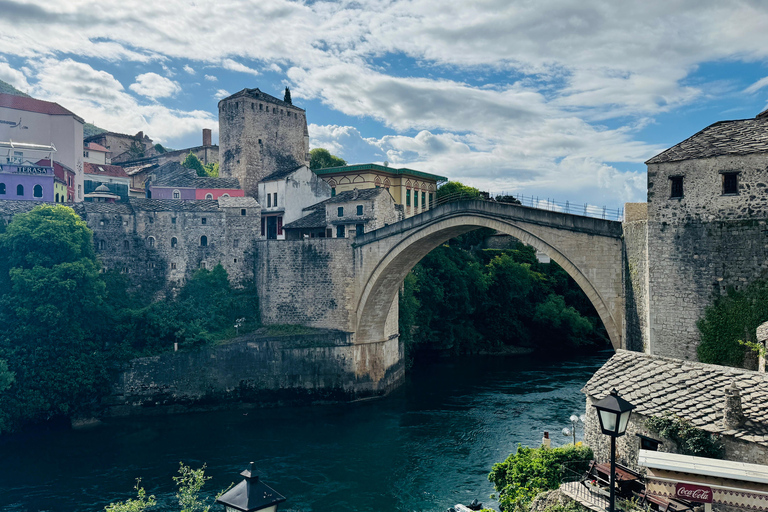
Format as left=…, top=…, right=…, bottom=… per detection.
left=17, top=184, right=24, bottom=196
left=171, top=237, right=177, bottom=248
left=33, top=184, right=43, bottom=198
left=173, top=189, right=180, bottom=199
left=0, top=183, right=5, bottom=194
left=221, top=193, right=230, bottom=198
left=147, top=236, right=155, bottom=248
left=55, top=193, right=60, bottom=202
left=205, top=193, right=213, bottom=199
left=200, top=235, right=208, bottom=247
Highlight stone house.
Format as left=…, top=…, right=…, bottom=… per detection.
left=631, top=109, right=768, bottom=359
left=145, top=162, right=243, bottom=200
left=582, top=350, right=768, bottom=470
left=282, top=187, right=403, bottom=240
left=85, top=131, right=157, bottom=164
left=116, top=129, right=219, bottom=171
left=313, top=163, right=446, bottom=218
left=256, top=165, right=332, bottom=239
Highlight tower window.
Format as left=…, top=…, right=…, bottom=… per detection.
left=171, top=237, right=177, bottom=248
left=670, top=176, right=683, bottom=198
left=200, top=235, right=208, bottom=247
left=722, top=172, right=739, bottom=195
left=241, top=208, right=247, bottom=216
left=201, top=217, right=207, bottom=225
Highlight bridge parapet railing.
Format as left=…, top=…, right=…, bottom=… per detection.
left=433, top=192, right=624, bottom=221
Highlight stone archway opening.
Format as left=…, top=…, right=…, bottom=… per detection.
left=355, top=213, right=622, bottom=351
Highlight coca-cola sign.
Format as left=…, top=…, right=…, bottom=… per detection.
left=675, top=483, right=713, bottom=503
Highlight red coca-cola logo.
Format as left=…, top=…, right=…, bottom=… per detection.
left=675, top=483, right=713, bottom=503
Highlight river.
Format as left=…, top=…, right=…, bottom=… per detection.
left=0, top=351, right=610, bottom=512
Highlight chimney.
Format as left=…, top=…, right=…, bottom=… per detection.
left=203, top=128, right=212, bottom=147
left=723, top=381, right=744, bottom=429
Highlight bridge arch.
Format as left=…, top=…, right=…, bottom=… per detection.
left=354, top=207, right=624, bottom=350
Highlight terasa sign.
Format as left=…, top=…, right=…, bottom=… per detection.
left=675, top=483, right=713, bottom=503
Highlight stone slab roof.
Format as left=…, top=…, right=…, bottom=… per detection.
left=283, top=209, right=326, bottom=230
left=302, top=187, right=387, bottom=211
left=0, top=200, right=48, bottom=215
left=261, top=165, right=304, bottom=182
left=647, top=113, right=768, bottom=164
left=129, top=198, right=222, bottom=212
left=151, top=162, right=240, bottom=189
left=73, top=202, right=134, bottom=215
left=218, top=196, right=259, bottom=208
left=582, top=350, right=768, bottom=446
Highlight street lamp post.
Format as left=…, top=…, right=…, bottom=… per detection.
left=592, top=389, right=635, bottom=512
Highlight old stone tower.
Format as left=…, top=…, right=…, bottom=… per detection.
left=218, top=88, right=310, bottom=198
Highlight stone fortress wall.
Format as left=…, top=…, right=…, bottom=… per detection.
left=642, top=152, right=768, bottom=360
left=218, top=89, right=309, bottom=198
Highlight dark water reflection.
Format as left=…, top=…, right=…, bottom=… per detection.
left=0, top=352, right=610, bottom=512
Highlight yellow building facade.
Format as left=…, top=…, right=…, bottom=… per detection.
left=314, top=163, right=447, bottom=218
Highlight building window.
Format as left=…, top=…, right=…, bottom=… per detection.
left=414, top=191, right=418, bottom=208
left=326, top=228, right=333, bottom=238
left=277, top=216, right=283, bottom=235
left=260, top=103, right=263, bottom=110
left=429, top=193, right=433, bottom=206
left=273, top=192, right=278, bottom=207
left=98, top=240, right=106, bottom=250
left=171, top=262, right=177, bottom=270
left=267, top=194, right=272, bottom=207
left=123, top=240, right=130, bottom=250
left=406, top=189, right=411, bottom=206
left=147, top=237, right=155, bottom=248
left=0, top=183, right=6, bottom=194
left=148, top=216, right=154, bottom=223
left=422, top=192, right=426, bottom=208
left=171, top=237, right=178, bottom=248
left=356, top=205, right=363, bottom=215
left=338, top=206, right=344, bottom=217
left=17, top=184, right=23, bottom=196
left=55, top=193, right=59, bottom=202
left=200, top=235, right=208, bottom=247
left=171, top=217, right=176, bottom=224
left=336, top=224, right=345, bottom=238
left=222, top=194, right=230, bottom=198
left=241, top=208, right=247, bottom=216
left=722, top=172, right=739, bottom=195
left=201, top=217, right=207, bottom=225
left=234, top=239, right=240, bottom=248
left=356, top=224, right=364, bottom=236
left=331, top=188, right=336, bottom=197
left=201, top=261, right=207, bottom=269
left=670, top=176, right=683, bottom=198
left=205, top=193, right=213, bottom=199
left=173, top=189, right=180, bottom=199
left=261, top=217, right=265, bottom=236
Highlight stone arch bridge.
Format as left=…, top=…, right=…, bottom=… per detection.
left=352, top=200, right=625, bottom=349
left=255, top=200, right=625, bottom=397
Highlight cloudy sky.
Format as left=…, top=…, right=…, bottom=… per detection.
left=2, top=0, right=768, bottom=209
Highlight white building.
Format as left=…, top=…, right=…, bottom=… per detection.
left=256, top=165, right=331, bottom=239
left=0, top=93, right=85, bottom=201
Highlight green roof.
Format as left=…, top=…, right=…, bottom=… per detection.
left=313, top=163, right=447, bottom=183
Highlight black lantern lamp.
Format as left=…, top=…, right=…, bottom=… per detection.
left=592, top=389, right=635, bottom=512
left=216, top=463, right=286, bottom=512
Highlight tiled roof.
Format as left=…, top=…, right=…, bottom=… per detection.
left=0, top=93, right=83, bottom=122
left=314, top=163, right=447, bottom=182
left=129, top=198, right=222, bottom=212
left=76, top=202, right=134, bottom=215
left=647, top=113, right=768, bottom=164
left=150, top=162, right=240, bottom=189
left=302, top=188, right=387, bottom=211
left=262, top=165, right=304, bottom=182
left=218, top=196, right=260, bottom=208
left=283, top=209, right=326, bottom=230
left=85, top=142, right=109, bottom=152
left=218, top=87, right=303, bottom=111
left=84, top=162, right=129, bottom=179
left=582, top=350, right=768, bottom=446
left=0, top=200, right=48, bottom=215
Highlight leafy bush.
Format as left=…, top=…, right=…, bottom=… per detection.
left=488, top=445, right=593, bottom=512
left=645, top=412, right=723, bottom=459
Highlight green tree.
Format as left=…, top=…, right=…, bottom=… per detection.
left=174, top=462, right=213, bottom=512
left=284, top=86, right=292, bottom=105
left=154, top=143, right=167, bottom=154
left=488, top=444, right=593, bottom=512
left=203, top=162, right=219, bottom=177
left=309, top=148, right=346, bottom=170
left=0, top=205, right=110, bottom=432
left=182, top=152, right=207, bottom=177
left=104, top=480, right=156, bottom=512
left=436, top=181, right=482, bottom=201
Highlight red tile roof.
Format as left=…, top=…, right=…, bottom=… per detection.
left=85, top=142, right=109, bottom=152
left=84, top=162, right=129, bottom=179
left=0, top=93, right=83, bottom=122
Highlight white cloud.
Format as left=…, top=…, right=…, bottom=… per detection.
left=0, top=61, right=31, bottom=92
left=28, top=59, right=215, bottom=146
left=745, top=76, right=768, bottom=94
left=221, top=59, right=259, bottom=76
left=204, top=74, right=218, bottom=82
left=183, top=64, right=195, bottom=75
left=129, top=72, right=181, bottom=99
left=214, top=89, right=230, bottom=100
